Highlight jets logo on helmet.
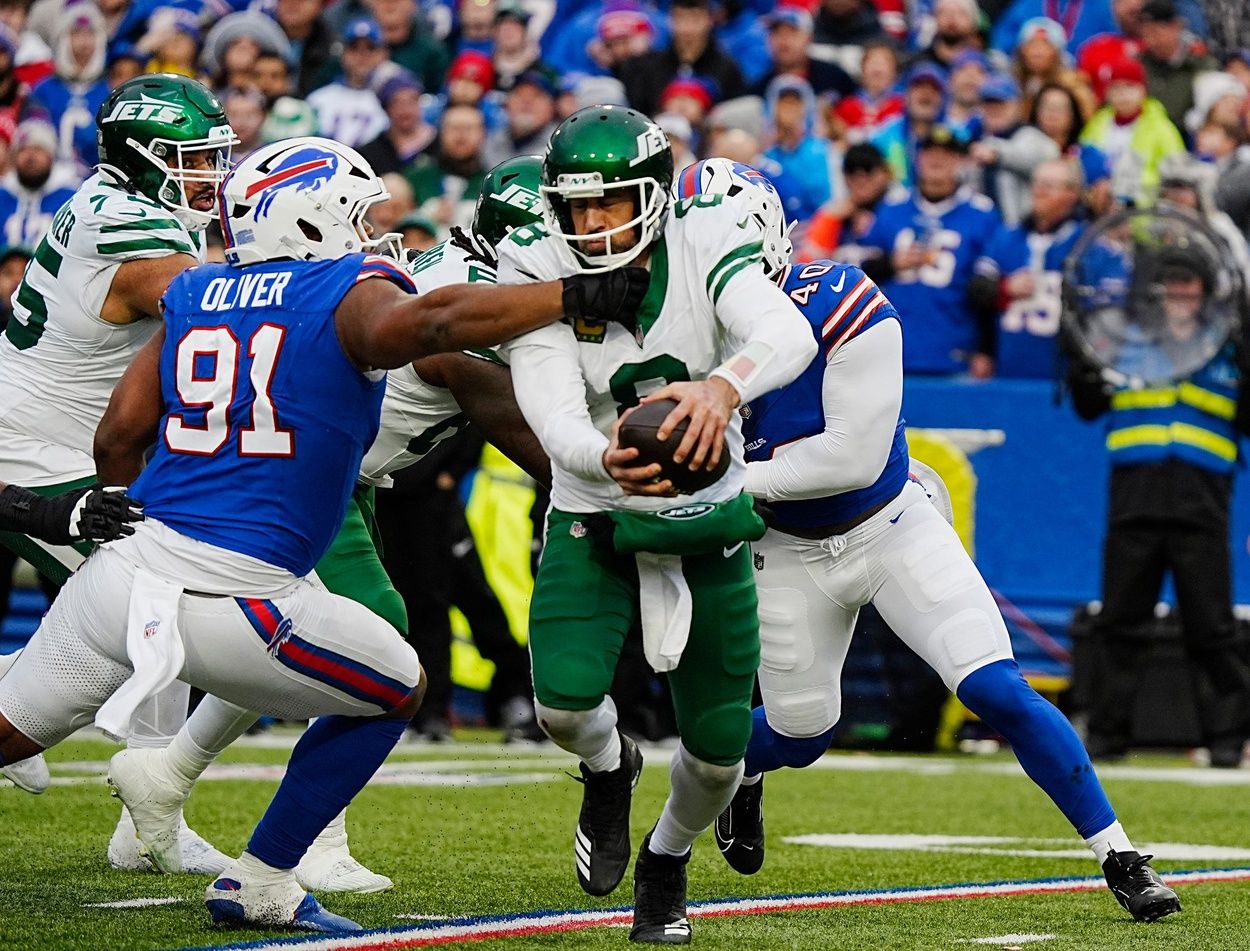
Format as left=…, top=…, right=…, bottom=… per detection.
left=102, top=93, right=183, bottom=124
left=493, top=182, right=541, bottom=213
left=246, top=146, right=340, bottom=219
left=629, top=127, right=670, bottom=168
left=675, top=158, right=792, bottom=277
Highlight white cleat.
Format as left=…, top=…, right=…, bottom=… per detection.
left=207, top=859, right=361, bottom=932
left=1, top=752, right=50, bottom=794
left=108, top=808, right=232, bottom=875
left=107, top=748, right=230, bottom=875
left=295, top=810, right=393, bottom=894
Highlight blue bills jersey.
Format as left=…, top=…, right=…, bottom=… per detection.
left=859, top=187, right=1001, bottom=374
left=977, top=218, right=1085, bottom=378
left=742, top=260, right=910, bottom=528
left=132, top=253, right=415, bottom=576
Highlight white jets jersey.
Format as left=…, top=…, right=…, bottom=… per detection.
left=499, top=194, right=764, bottom=513
left=358, top=237, right=498, bottom=486
left=0, top=173, right=203, bottom=485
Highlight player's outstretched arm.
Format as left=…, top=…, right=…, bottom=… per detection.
left=0, top=482, right=142, bottom=545
left=414, top=352, right=553, bottom=488
left=336, top=268, right=649, bottom=371
left=95, top=326, right=167, bottom=485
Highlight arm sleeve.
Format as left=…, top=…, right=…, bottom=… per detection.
left=504, top=323, right=611, bottom=483
left=744, top=318, right=903, bottom=501
left=709, top=264, right=818, bottom=404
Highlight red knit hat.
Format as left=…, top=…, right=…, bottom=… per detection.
left=447, top=50, right=494, bottom=89
left=1101, top=55, right=1146, bottom=88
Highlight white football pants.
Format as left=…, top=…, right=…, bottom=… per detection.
left=0, top=542, right=420, bottom=749
left=753, top=479, right=1014, bottom=739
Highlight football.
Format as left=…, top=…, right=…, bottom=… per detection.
left=617, top=398, right=730, bottom=494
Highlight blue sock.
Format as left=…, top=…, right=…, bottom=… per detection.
left=744, top=705, right=836, bottom=776
left=247, top=715, right=407, bottom=869
left=957, top=659, right=1117, bottom=839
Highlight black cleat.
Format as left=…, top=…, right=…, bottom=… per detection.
left=715, top=778, right=764, bottom=874
left=629, top=833, right=691, bottom=945
left=573, top=732, right=642, bottom=896
left=1102, top=850, right=1182, bottom=922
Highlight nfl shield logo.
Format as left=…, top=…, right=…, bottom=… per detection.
left=143, top=619, right=160, bottom=639
left=570, top=521, right=588, bottom=539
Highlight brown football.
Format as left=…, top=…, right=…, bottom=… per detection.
left=617, top=398, right=730, bottom=494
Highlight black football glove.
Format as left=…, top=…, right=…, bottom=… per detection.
left=562, top=266, right=651, bottom=333
left=0, top=484, right=144, bottom=546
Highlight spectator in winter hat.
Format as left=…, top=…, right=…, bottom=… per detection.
left=492, top=0, right=543, bottom=91
left=369, top=0, right=450, bottom=94
left=1013, top=17, right=1096, bottom=120
left=1137, top=0, right=1217, bottom=130
left=202, top=13, right=293, bottom=89
left=970, top=73, right=1060, bottom=225
left=446, top=50, right=495, bottom=107
left=0, top=22, right=40, bottom=130
left=0, top=118, right=77, bottom=249
left=483, top=70, right=556, bottom=168
left=306, top=18, right=389, bottom=148
left=765, top=73, right=834, bottom=222
left=359, top=69, right=436, bottom=177
left=872, top=63, right=947, bottom=186
left=659, top=76, right=715, bottom=129
left=1080, top=55, right=1185, bottom=200
left=1185, top=71, right=1247, bottom=135
left=556, top=73, right=628, bottom=119
left=656, top=112, right=696, bottom=172
left=832, top=40, right=903, bottom=137
left=618, top=0, right=745, bottom=117
left=590, top=3, right=654, bottom=72
left=397, top=211, right=438, bottom=253
left=945, top=49, right=990, bottom=138
left=30, top=7, right=107, bottom=168
left=752, top=5, right=855, bottom=100
left=142, top=9, right=202, bottom=78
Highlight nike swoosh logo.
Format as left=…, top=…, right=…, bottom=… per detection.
left=889, top=512, right=904, bottom=524
left=830, top=272, right=846, bottom=292
left=723, top=541, right=745, bottom=558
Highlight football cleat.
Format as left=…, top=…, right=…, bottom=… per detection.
left=573, top=732, right=643, bottom=896
left=629, top=833, right=691, bottom=945
left=296, top=813, right=393, bottom=894
left=206, top=869, right=361, bottom=932
left=107, top=748, right=229, bottom=874
left=715, top=778, right=764, bottom=875
left=1, top=752, right=50, bottom=794
left=1102, top=850, right=1182, bottom=923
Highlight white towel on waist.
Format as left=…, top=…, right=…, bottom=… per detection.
left=95, top=568, right=186, bottom=741
left=635, top=553, right=692, bottom=673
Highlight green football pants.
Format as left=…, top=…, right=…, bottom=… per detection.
left=529, top=508, right=760, bottom=766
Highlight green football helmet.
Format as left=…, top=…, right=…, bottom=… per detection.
left=474, top=154, right=543, bottom=249
left=540, top=105, right=673, bottom=272
left=96, top=74, right=239, bottom=231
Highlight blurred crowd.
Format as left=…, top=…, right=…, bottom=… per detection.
left=0, top=0, right=1248, bottom=378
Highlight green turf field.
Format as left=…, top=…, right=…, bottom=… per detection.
left=1, top=729, right=1247, bottom=950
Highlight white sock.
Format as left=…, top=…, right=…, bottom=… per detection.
left=308, top=810, right=348, bottom=851
left=535, top=697, right=622, bottom=774
left=166, top=697, right=259, bottom=792
left=236, top=849, right=296, bottom=884
left=1084, top=820, right=1135, bottom=865
left=649, top=744, right=743, bottom=858
left=127, top=681, right=191, bottom=750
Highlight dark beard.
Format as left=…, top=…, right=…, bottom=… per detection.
left=17, top=168, right=50, bottom=191
left=936, top=30, right=969, bottom=46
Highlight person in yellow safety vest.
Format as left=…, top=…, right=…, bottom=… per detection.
left=1067, top=245, right=1250, bottom=767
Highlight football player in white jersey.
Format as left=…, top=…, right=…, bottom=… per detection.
left=496, top=107, right=816, bottom=945
left=0, top=74, right=238, bottom=874
left=689, top=160, right=1181, bottom=925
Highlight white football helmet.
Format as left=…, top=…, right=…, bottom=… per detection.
left=219, top=137, right=401, bottom=266
left=673, top=158, right=793, bottom=276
